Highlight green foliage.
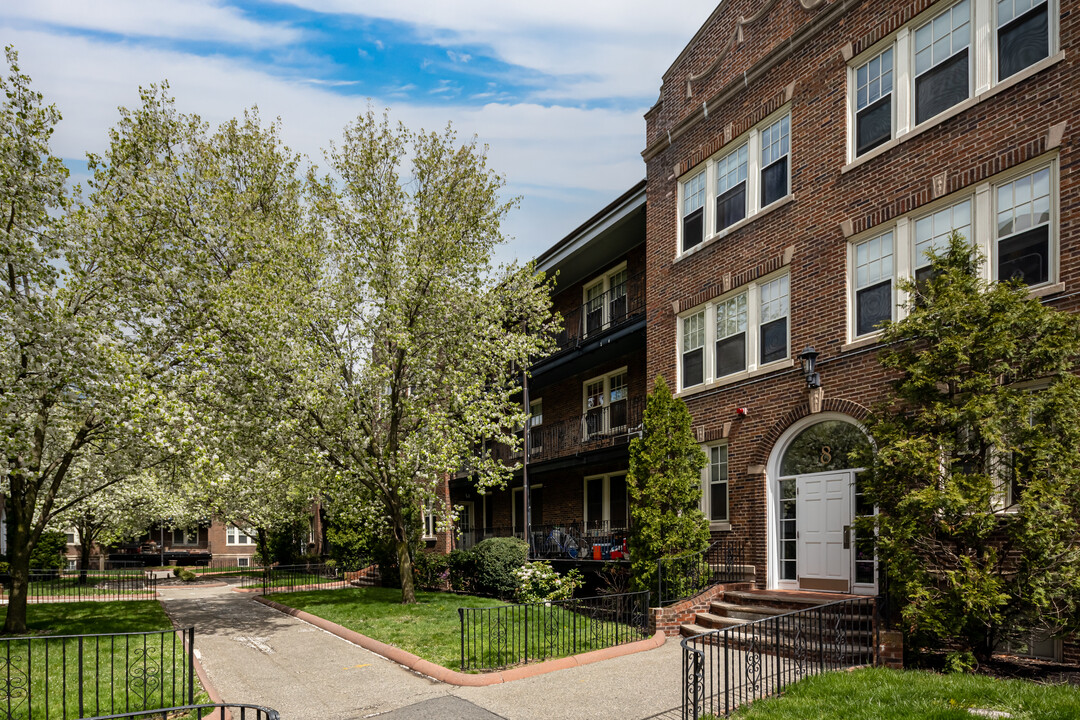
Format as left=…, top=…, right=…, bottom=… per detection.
left=862, top=232, right=1080, bottom=663
left=471, top=537, right=528, bottom=598
left=445, top=550, right=476, bottom=593
left=30, top=532, right=67, bottom=570
left=513, top=561, right=583, bottom=603
left=325, top=516, right=375, bottom=570
left=413, top=551, right=450, bottom=589
left=627, top=376, right=710, bottom=594
left=176, top=567, right=197, bottom=582
left=265, top=522, right=305, bottom=565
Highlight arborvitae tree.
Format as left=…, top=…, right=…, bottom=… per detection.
left=627, top=375, right=710, bottom=595
left=862, top=231, right=1080, bottom=667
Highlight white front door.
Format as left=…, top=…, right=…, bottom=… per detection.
left=796, top=471, right=852, bottom=592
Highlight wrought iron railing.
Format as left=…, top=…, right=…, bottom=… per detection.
left=0, top=627, right=197, bottom=720
left=681, top=597, right=877, bottom=719
left=0, top=569, right=158, bottom=605
left=235, top=563, right=364, bottom=594
left=85, top=703, right=279, bottom=720
left=553, top=271, right=645, bottom=353
left=456, top=522, right=631, bottom=561
left=656, top=539, right=746, bottom=607
left=491, top=397, right=645, bottom=466
left=458, top=590, right=651, bottom=671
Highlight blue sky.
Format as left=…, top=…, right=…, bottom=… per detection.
left=1, top=1, right=713, bottom=262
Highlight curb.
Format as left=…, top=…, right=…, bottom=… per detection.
left=253, top=595, right=666, bottom=686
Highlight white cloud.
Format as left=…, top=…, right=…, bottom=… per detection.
left=1, top=26, right=645, bottom=261
left=5, top=0, right=299, bottom=47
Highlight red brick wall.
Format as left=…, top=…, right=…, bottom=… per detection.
left=645, top=0, right=1080, bottom=588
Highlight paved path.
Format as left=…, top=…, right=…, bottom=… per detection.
left=159, top=583, right=683, bottom=720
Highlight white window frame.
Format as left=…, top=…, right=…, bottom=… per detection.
left=582, top=262, right=629, bottom=337
left=846, top=0, right=1059, bottom=162
left=583, top=473, right=630, bottom=529
left=702, top=444, right=731, bottom=529
left=677, top=107, right=793, bottom=257
left=677, top=270, right=791, bottom=393
left=846, top=155, right=1058, bottom=343
left=422, top=501, right=438, bottom=541
left=226, top=526, right=256, bottom=546
left=849, top=230, right=896, bottom=340
left=582, top=367, right=629, bottom=437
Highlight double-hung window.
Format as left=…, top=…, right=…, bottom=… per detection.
left=704, top=445, right=729, bottom=524
left=584, top=474, right=629, bottom=530
left=715, top=293, right=748, bottom=378
left=227, top=526, right=255, bottom=545
left=583, top=264, right=629, bottom=336
left=914, top=198, right=972, bottom=285
left=758, top=275, right=790, bottom=365
left=854, top=48, right=894, bottom=156
left=914, top=0, right=971, bottom=125
left=997, top=0, right=1050, bottom=80
left=760, top=116, right=790, bottom=207
left=583, top=369, right=629, bottom=436
left=853, top=232, right=895, bottom=337
left=715, top=145, right=748, bottom=232
left=682, top=172, right=706, bottom=251
left=678, top=273, right=790, bottom=391
left=996, top=166, right=1051, bottom=286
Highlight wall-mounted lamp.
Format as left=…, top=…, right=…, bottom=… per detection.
left=799, top=347, right=821, bottom=389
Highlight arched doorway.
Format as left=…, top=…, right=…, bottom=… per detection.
left=766, top=413, right=875, bottom=594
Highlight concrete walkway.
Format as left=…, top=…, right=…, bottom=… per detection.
left=158, top=583, right=684, bottom=720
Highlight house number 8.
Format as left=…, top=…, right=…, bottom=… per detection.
left=819, top=445, right=832, bottom=465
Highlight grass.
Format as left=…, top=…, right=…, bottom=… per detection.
left=270, top=586, right=646, bottom=671
left=719, top=667, right=1080, bottom=720
left=0, top=601, right=207, bottom=720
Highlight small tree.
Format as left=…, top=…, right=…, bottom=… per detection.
left=863, top=232, right=1080, bottom=666
left=627, top=376, right=710, bottom=595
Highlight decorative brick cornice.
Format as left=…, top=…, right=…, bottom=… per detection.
left=847, top=136, right=1051, bottom=237
left=678, top=87, right=792, bottom=176
left=749, top=397, right=871, bottom=467
left=674, top=245, right=794, bottom=313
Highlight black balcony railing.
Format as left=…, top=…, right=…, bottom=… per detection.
left=0, top=569, right=158, bottom=604
left=656, top=539, right=746, bottom=607
left=681, top=597, right=877, bottom=718
left=491, top=397, right=644, bottom=467
left=456, top=522, right=630, bottom=561
left=554, top=272, right=645, bottom=353
left=0, top=627, right=197, bottom=720
left=458, top=590, right=650, bottom=671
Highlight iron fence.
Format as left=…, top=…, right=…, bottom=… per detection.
left=456, top=522, right=631, bottom=561
left=554, top=271, right=646, bottom=352
left=0, top=627, right=196, bottom=720
left=656, top=539, right=745, bottom=607
left=458, top=590, right=651, bottom=671
left=0, top=570, right=157, bottom=605
left=681, top=597, right=877, bottom=719
left=84, top=702, right=278, bottom=720
left=236, top=564, right=357, bottom=594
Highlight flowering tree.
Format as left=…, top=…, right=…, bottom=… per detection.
left=232, top=111, right=557, bottom=603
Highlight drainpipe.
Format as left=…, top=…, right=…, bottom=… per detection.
left=523, top=366, right=532, bottom=560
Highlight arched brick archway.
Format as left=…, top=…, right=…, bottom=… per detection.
left=749, top=398, right=871, bottom=469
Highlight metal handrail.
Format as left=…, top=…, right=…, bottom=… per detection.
left=84, top=703, right=280, bottom=720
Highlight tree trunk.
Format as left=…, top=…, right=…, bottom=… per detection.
left=78, top=538, right=93, bottom=584
left=3, top=518, right=34, bottom=634
left=394, top=520, right=416, bottom=605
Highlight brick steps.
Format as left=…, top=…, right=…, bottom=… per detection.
left=679, top=588, right=873, bottom=639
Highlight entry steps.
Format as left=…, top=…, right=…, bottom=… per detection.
left=679, top=588, right=874, bottom=640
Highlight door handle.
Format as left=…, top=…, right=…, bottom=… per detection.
left=843, top=525, right=851, bottom=549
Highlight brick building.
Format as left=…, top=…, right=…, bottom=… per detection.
left=447, top=182, right=646, bottom=565
left=642, top=0, right=1073, bottom=658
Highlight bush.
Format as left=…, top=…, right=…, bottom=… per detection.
left=446, top=549, right=475, bottom=592
left=413, top=551, right=449, bottom=590
left=176, top=567, right=197, bottom=582
left=513, top=561, right=583, bottom=603
left=471, top=537, right=528, bottom=598
left=30, top=531, right=67, bottom=570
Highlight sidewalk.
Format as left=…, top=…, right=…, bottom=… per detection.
left=158, top=583, right=683, bottom=720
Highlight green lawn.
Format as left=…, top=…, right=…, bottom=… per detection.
left=721, top=667, right=1080, bottom=720
left=0, top=601, right=207, bottom=720
left=270, top=587, right=646, bottom=671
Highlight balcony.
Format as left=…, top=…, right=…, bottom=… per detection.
left=553, top=271, right=645, bottom=354
left=491, top=397, right=644, bottom=466
left=457, top=521, right=630, bottom=561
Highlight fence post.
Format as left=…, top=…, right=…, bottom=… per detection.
left=458, top=608, right=465, bottom=671
left=524, top=602, right=529, bottom=665
left=188, top=627, right=195, bottom=706
left=656, top=558, right=663, bottom=607
left=78, top=635, right=85, bottom=718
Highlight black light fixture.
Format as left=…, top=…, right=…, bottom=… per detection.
left=799, top=347, right=821, bottom=389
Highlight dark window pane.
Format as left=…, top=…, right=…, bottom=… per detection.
left=609, top=293, right=627, bottom=324
left=915, top=50, right=969, bottom=125
left=531, top=487, right=543, bottom=526
left=609, top=476, right=628, bottom=529
left=586, top=479, right=603, bottom=526
left=856, top=279, right=892, bottom=336
left=716, top=333, right=746, bottom=377
left=585, top=407, right=604, bottom=435
left=710, top=481, right=728, bottom=522
left=715, top=182, right=746, bottom=232
left=999, top=5, right=1049, bottom=81
left=998, top=225, right=1049, bottom=286
left=610, top=398, right=627, bottom=428
left=856, top=95, right=892, bottom=156
left=514, top=491, right=523, bottom=533
left=761, top=157, right=788, bottom=207
left=484, top=497, right=494, bottom=529
left=760, top=317, right=788, bottom=364
left=585, top=304, right=603, bottom=335
left=683, top=207, right=704, bottom=251
left=683, top=347, right=704, bottom=387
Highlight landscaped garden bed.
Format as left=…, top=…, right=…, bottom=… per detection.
left=720, top=666, right=1080, bottom=720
